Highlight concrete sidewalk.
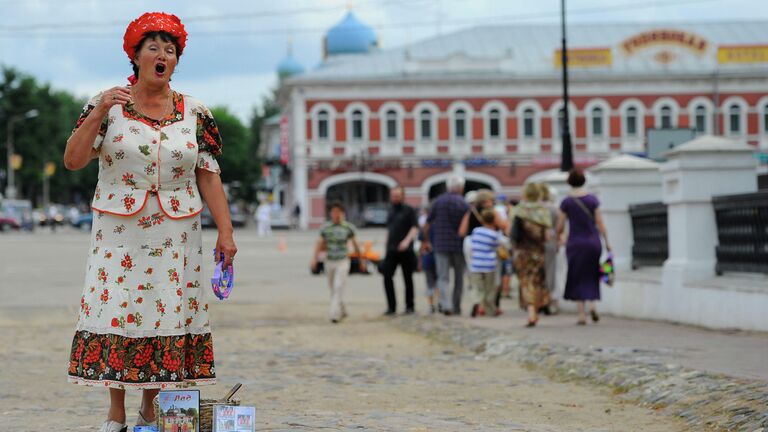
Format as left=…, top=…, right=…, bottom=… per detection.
left=452, top=299, right=768, bottom=382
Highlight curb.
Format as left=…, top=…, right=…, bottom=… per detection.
left=393, top=316, right=768, bottom=431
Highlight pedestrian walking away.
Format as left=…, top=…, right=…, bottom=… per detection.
left=511, top=183, right=552, bottom=327
left=469, top=208, right=510, bottom=318
left=381, top=186, right=419, bottom=315
left=421, top=175, right=468, bottom=316
left=539, top=183, right=562, bottom=315
left=62, top=12, right=238, bottom=432
left=311, top=202, right=364, bottom=324
left=557, top=169, right=612, bottom=326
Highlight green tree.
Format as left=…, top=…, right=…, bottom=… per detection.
left=210, top=106, right=254, bottom=202
left=0, top=66, right=95, bottom=206
left=247, top=88, right=280, bottom=193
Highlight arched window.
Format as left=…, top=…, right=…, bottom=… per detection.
left=626, top=107, right=638, bottom=136
left=694, top=105, right=707, bottom=133
left=351, top=110, right=364, bottom=140
left=488, top=109, right=501, bottom=139
left=523, top=108, right=535, bottom=138
left=385, top=110, right=398, bottom=140
left=454, top=109, right=467, bottom=140
left=660, top=105, right=673, bottom=129
left=729, top=104, right=741, bottom=134
left=591, top=107, right=604, bottom=137
left=763, top=104, right=768, bottom=134
left=317, top=110, right=329, bottom=140
left=420, top=109, right=432, bottom=140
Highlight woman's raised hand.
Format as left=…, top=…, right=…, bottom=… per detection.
left=97, top=86, right=132, bottom=111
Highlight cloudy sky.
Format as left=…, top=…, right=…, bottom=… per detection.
left=2, top=0, right=768, bottom=121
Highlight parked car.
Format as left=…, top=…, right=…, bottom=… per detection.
left=201, top=204, right=248, bottom=229
left=71, top=213, right=93, bottom=230
left=0, top=211, right=21, bottom=231
left=0, top=199, right=34, bottom=231
left=363, top=204, right=389, bottom=226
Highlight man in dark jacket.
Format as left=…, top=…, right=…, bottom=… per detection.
left=382, top=185, right=419, bottom=315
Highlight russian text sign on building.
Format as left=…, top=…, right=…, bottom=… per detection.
left=717, top=45, right=768, bottom=64
left=621, top=29, right=709, bottom=56
left=554, top=47, right=612, bottom=68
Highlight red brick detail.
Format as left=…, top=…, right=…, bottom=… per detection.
left=370, top=118, right=381, bottom=141
left=311, top=196, right=326, bottom=223
left=437, top=145, right=450, bottom=154
left=368, top=146, right=380, bottom=155
left=575, top=118, right=586, bottom=138
left=506, top=145, right=518, bottom=153
left=575, top=143, right=587, bottom=151
left=506, top=118, right=517, bottom=139
left=610, top=142, right=621, bottom=150
left=472, top=118, right=484, bottom=140
left=403, top=146, right=415, bottom=154
left=748, top=113, right=759, bottom=134
left=403, top=118, right=415, bottom=141
left=541, top=144, right=552, bottom=153
left=644, top=115, right=655, bottom=129
left=333, top=147, right=344, bottom=155
left=541, top=118, right=552, bottom=139
left=471, top=145, right=483, bottom=154
left=438, top=118, right=449, bottom=140
left=678, top=116, right=689, bottom=128
left=335, top=119, right=346, bottom=142
left=306, top=119, right=313, bottom=140
left=610, top=116, right=621, bottom=138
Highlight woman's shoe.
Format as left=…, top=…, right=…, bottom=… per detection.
left=577, top=320, right=587, bottom=326
left=470, top=304, right=480, bottom=318
left=590, top=310, right=600, bottom=323
left=137, top=410, right=155, bottom=426
left=526, top=320, right=537, bottom=328
left=99, top=421, right=127, bottom=432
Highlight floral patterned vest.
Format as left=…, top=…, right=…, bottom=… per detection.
left=76, top=92, right=222, bottom=219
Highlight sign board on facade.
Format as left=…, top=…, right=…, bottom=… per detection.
left=554, top=47, right=612, bottom=68
left=621, top=29, right=709, bottom=56
left=647, top=128, right=697, bottom=161
left=717, top=45, right=768, bottom=64
left=279, top=115, right=290, bottom=165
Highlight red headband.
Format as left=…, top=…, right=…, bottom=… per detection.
left=123, top=12, right=187, bottom=61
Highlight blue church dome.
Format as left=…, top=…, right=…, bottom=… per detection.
left=277, top=53, right=305, bottom=77
left=324, top=11, right=378, bottom=56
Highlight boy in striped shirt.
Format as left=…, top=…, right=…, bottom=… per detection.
left=470, top=208, right=510, bottom=317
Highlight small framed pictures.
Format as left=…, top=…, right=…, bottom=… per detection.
left=157, top=390, right=200, bottom=432
left=213, top=405, right=255, bottom=432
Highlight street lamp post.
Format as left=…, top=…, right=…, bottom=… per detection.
left=5, top=109, right=39, bottom=199
left=559, top=0, right=574, bottom=172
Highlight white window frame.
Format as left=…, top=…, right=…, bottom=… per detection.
left=686, top=96, right=715, bottom=136
left=515, top=100, right=542, bottom=154
left=447, top=101, right=474, bottom=143
left=414, top=101, right=439, bottom=143
left=618, top=99, right=645, bottom=152
left=377, top=102, right=405, bottom=156
left=584, top=99, right=611, bottom=153
left=652, top=97, right=680, bottom=129
left=757, top=96, right=768, bottom=149
left=309, top=103, right=336, bottom=146
left=722, top=96, right=748, bottom=140
left=481, top=101, right=507, bottom=154
left=548, top=100, right=576, bottom=154
left=344, top=103, right=370, bottom=143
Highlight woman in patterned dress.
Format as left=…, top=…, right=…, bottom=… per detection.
left=63, top=12, right=237, bottom=432
left=512, top=183, right=552, bottom=327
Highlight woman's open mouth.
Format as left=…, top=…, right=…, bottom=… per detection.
left=154, top=63, right=166, bottom=77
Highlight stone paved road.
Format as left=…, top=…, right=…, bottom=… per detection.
left=0, top=228, right=723, bottom=430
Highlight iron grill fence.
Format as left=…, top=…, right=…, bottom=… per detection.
left=629, top=201, right=668, bottom=269
left=713, top=191, right=768, bottom=275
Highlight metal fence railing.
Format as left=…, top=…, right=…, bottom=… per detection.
left=713, top=191, right=768, bottom=275
left=629, top=201, right=669, bottom=269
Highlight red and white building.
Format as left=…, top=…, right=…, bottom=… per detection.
left=265, top=13, right=768, bottom=228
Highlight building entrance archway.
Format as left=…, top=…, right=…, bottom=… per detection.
left=326, top=181, right=390, bottom=226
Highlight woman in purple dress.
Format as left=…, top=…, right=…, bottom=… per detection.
left=556, top=169, right=611, bottom=325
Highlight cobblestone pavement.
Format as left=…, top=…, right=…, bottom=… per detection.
left=0, top=228, right=762, bottom=430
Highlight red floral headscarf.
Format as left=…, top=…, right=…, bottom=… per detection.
left=123, top=12, right=187, bottom=84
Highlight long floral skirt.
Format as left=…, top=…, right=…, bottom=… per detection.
left=68, top=196, right=215, bottom=390
left=514, top=245, right=550, bottom=310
